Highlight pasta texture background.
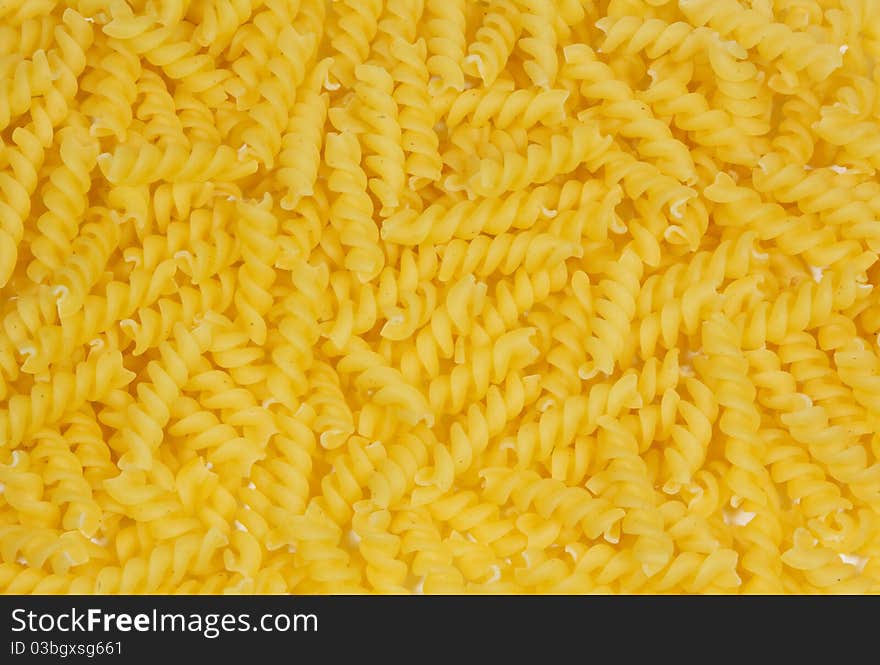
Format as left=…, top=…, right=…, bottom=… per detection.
left=1, top=0, right=880, bottom=594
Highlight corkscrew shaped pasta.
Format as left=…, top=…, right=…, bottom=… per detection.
left=79, top=37, right=140, bottom=141
left=697, top=316, right=788, bottom=592
left=0, top=12, right=94, bottom=287
left=513, top=0, right=558, bottom=89
left=267, top=261, right=329, bottom=407
left=352, top=63, right=406, bottom=215
left=325, top=131, right=385, bottom=283
left=0, top=348, right=135, bottom=449
left=424, top=0, right=467, bottom=93
left=97, top=136, right=259, bottom=186
left=236, top=9, right=317, bottom=168
left=277, top=60, right=332, bottom=211
left=381, top=184, right=554, bottom=246
left=102, top=1, right=230, bottom=103
left=190, top=0, right=256, bottom=55
left=233, top=195, right=277, bottom=346
left=470, top=121, right=613, bottom=196
left=0, top=49, right=54, bottom=132
left=390, top=38, right=443, bottom=191
left=373, top=0, right=424, bottom=64
left=106, top=322, right=213, bottom=471
left=580, top=249, right=643, bottom=378
left=748, top=346, right=854, bottom=519
left=463, top=0, right=522, bottom=87
left=351, top=502, right=410, bottom=592
left=446, top=81, right=568, bottom=133
left=329, top=0, right=384, bottom=88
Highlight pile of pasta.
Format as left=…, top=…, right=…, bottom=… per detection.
left=1, top=0, right=880, bottom=594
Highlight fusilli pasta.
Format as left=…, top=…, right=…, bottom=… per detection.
left=2, top=0, right=880, bottom=594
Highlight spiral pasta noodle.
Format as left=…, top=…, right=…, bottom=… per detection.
left=2, top=0, right=880, bottom=595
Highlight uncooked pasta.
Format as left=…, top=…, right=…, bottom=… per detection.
left=1, top=0, right=880, bottom=594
